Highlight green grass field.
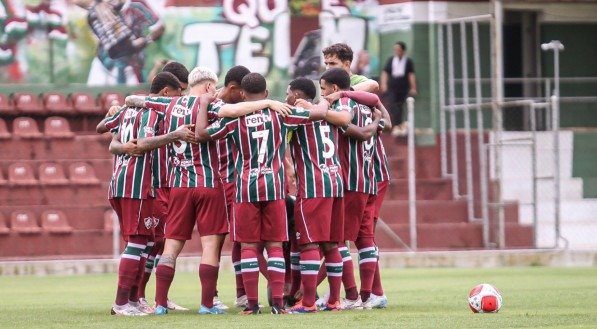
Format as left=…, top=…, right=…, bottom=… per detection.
left=1, top=266, right=596, bottom=328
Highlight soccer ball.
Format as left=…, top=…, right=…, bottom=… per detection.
left=468, top=283, right=503, bottom=313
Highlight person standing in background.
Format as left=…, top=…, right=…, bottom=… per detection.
left=380, top=41, right=417, bottom=137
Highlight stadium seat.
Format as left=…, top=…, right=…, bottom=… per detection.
left=104, top=209, right=116, bottom=233
left=8, top=162, right=38, bottom=186
left=10, top=210, right=42, bottom=234
left=44, top=116, right=75, bottom=138
left=0, top=212, right=9, bottom=235
left=99, top=92, right=125, bottom=112
left=0, top=93, right=15, bottom=116
left=71, top=92, right=102, bottom=115
left=0, top=117, right=11, bottom=139
left=12, top=117, right=43, bottom=138
left=39, top=162, right=69, bottom=185
left=43, top=92, right=74, bottom=116
left=13, top=92, right=44, bottom=115
left=68, top=162, right=100, bottom=185
left=41, top=210, right=73, bottom=234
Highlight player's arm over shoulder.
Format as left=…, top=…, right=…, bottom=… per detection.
left=351, top=74, right=379, bottom=93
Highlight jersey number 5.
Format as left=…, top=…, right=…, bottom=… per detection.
left=319, top=125, right=335, bottom=159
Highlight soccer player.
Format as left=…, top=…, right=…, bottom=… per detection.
left=104, top=72, right=192, bottom=316
left=195, top=73, right=329, bottom=315
left=322, top=43, right=379, bottom=93
left=283, top=78, right=353, bottom=313
left=125, top=67, right=230, bottom=315
left=319, top=68, right=382, bottom=310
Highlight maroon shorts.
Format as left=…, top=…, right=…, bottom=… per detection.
left=152, top=187, right=169, bottom=239
left=109, top=197, right=154, bottom=239
left=294, top=197, right=344, bottom=245
left=232, top=199, right=288, bottom=243
left=373, top=181, right=389, bottom=221
left=223, top=182, right=236, bottom=223
left=167, top=186, right=229, bottom=240
left=343, top=191, right=377, bottom=241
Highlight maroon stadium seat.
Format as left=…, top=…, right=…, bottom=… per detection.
left=43, top=92, right=74, bottom=116
left=68, top=162, right=100, bottom=185
left=8, top=162, right=38, bottom=186
left=71, top=92, right=102, bottom=115
left=99, top=92, right=125, bottom=112
left=10, top=210, right=42, bottom=234
left=13, top=92, right=44, bottom=115
left=44, top=116, right=75, bottom=138
left=41, top=210, right=73, bottom=234
left=39, top=162, right=69, bottom=185
left=0, top=212, right=9, bottom=235
left=0, top=92, right=15, bottom=116
left=12, top=117, right=43, bottom=138
left=0, top=118, right=10, bottom=139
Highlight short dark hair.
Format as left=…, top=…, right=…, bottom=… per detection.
left=162, top=61, right=189, bottom=84
left=224, top=65, right=250, bottom=87
left=322, top=43, right=353, bottom=63
left=150, top=72, right=181, bottom=94
left=320, top=68, right=350, bottom=90
left=396, top=41, right=407, bottom=51
left=289, top=78, right=317, bottom=100
left=241, top=73, right=266, bottom=94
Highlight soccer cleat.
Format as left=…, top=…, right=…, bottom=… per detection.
left=288, top=303, right=317, bottom=314
left=270, top=305, right=288, bottom=315
left=167, top=299, right=189, bottom=311
left=213, top=296, right=229, bottom=310
left=154, top=305, right=168, bottom=315
left=340, top=296, right=363, bottom=310
left=321, top=301, right=341, bottom=312
left=235, top=295, right=248, bottom=308
left=198, top=305, right=226, bottom=315
left=239, top=305, right=261, bottom=315
left=111, top=303, right=147, bottom=316
left=361, top=297, right=373, bottom=310
left=370, top=294, right=388, bottom=309
left=315, top=292, right=330, bottom=308
left=135, top=298, right=155, bottom=314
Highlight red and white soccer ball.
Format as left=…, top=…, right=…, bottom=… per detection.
left=468, top=283, right=503, bottom=313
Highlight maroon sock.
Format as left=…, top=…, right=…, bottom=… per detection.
left=324, top=247, right=343, bottom=305
left=241, top=247, right=260, bottom=309
left=339, top=246, right=358, bottom=300
left=257, top=247, right=268, bottom=280
left=199, top=264, right=219, bottom=308
left=266, top=246, right=286, bottom=308
left=316, top=264, right=327, bottom=286
left=355, top=237, right=377, bottom=302
left=155, top=264, right=175, bottom=308
left=232, top=242, right=245, bottom=297
left=115, top=236, right=147, bottom=305
left=289, top=250, right=301, bottom=298
left=372, top=253, right=384, bottom=296
left=299, top=248, right=320, bottom=307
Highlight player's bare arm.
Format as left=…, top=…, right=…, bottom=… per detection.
left=352, top=78, right=379, bottom=93
left=294, top=98, right=329, bottom=121
left=125, top=95, right=148, bottom=108
left=96, top=105, right=123, bottom=134
left=217, top=99, right=292, bottom=118
left=137, top=124, right=196, bottom=152
left=331, top=90, right=392, bottom=132
left=195, top=99, right=214, bottom=143
left=343, top=108, right=382, bottom=141
left=109, top=134, right=144, bottom=157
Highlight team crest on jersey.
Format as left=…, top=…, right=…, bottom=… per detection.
left=171, top=104, right=192, bottom=118
left=143, top=126, right=155, bottom=136
left=358, top=104, right=372, bottom=115
left=144, top=217, right=153, bottom=229
left=124, top=108, right=139, bottom=119
left=209, top=120, right=221, bottom=129
left=245, top=113, right=271, bottom=127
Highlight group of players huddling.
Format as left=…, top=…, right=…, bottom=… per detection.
left=98, top=43, right=392, bottom=316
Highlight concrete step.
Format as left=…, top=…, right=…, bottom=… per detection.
left=501, top=177, right=584, bottom=202
left=385, top=178, right=453, bottom=200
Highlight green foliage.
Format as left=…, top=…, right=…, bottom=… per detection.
left=0, top=267, right=596, bottom=328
